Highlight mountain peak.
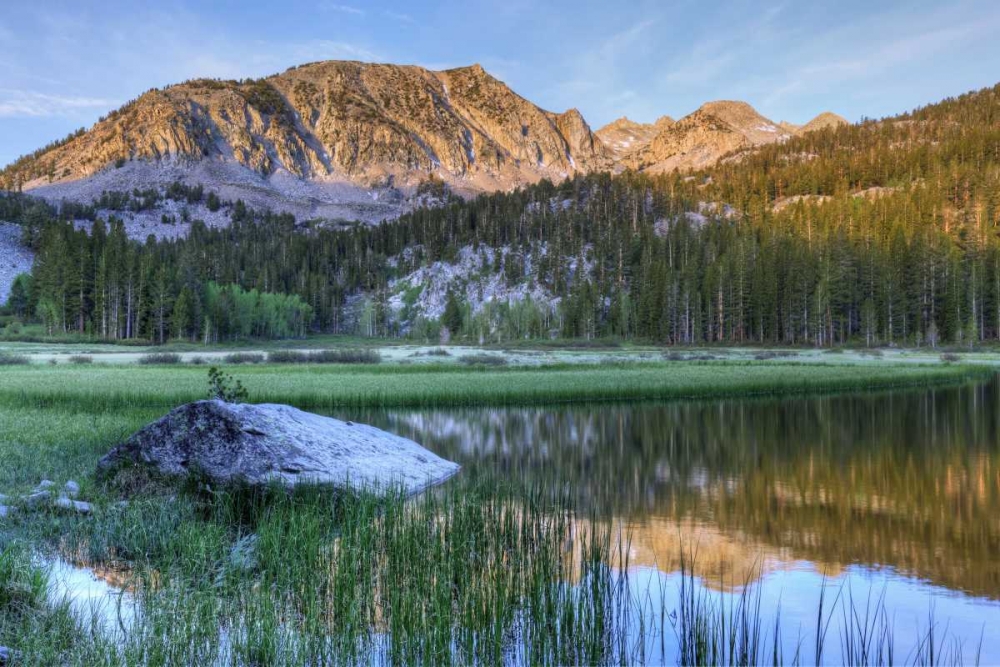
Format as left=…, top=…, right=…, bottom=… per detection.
left=799, top=111, right=849, bottom=133
left=625, top=100, right=791, bottom=173
left=595, top=116, right=668, bottom=158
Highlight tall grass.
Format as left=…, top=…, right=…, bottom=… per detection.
left=671, top=555, right=984, bottom=667
left=8, top=483, right=658, bottom=665
left=5, top=489, right=989, bottom=665
left=0, top=361, right=987, bottom=411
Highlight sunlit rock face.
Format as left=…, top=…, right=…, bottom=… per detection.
left=7, top=61, right=610, bottom=196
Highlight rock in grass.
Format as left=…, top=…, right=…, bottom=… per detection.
left=64, top=480, right=81, bottom=498
left=22, top=491, right=51, bottom=508
left=98, top=400, right=460, bottom=496
left=34, top=480, right=55, bottom=492
left=55, top=496, right=93, bottom=515
left=0, top=647, right=16, bottom=664
left=0, top=505, right=13, bottom=519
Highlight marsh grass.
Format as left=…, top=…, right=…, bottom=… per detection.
left=0, top=361, right=987, bottom=412
left=4, top=488, right=989, bottom=666
left=6, top=482, right=661, bottom=665
left=671, top=555, right=984, bottom=667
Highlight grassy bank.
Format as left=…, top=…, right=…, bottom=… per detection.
left=0, top=359, right=989, bottom=411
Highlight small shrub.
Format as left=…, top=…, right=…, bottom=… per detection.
left=138, top=352, right=182, bottom=365
left=208, top=366, right=248, bottom=403
left=460, top=354, right=508, bottom=367
left=188, top=356, right=206, bottom=365
left=266, top=350, right=309, bottom=364
left=266, top=349, right=380, bottom=364
left=224, top=352, right=265, bottom=365
left=68, top=355, right=93, bottom=364
left=426, top=348, right=451, bottom=357
left=309, top=349, right=381, bottom=364
left=0, top=352, right=29, bottom=365
left=754, top=350, right=795, bottom=361
left=859, top=349, right=884, bottom=357
left=940, top=353, right=961, bottom=363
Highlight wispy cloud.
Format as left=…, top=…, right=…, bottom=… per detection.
left=383, top=10, right=414, bottom=24
left=0, top=90, right=114, bottom=117
left=291, top=40, right=382, bottom=63
left=556, top=18, right=656, bottom=97
left=319, top=3, right=365, bottom=16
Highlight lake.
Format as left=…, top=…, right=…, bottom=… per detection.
left=348, top=376, right=1000, bottom=664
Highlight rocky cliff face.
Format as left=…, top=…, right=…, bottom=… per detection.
left=595, top=116, right=674, bottom=160
left=625, top=101, right=792, bottom=173
left=4, top=61, right=609, bottom=194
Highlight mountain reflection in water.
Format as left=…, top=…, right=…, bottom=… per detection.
left=346, top=376, right=1000, bottom=600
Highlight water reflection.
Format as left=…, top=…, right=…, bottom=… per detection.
left=347, top=376, right=1000, bottom=600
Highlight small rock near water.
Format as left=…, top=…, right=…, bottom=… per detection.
left=98, top=400, right=460, bottom=496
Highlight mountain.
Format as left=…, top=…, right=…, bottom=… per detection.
left=0, top=61, right=610, bottom=220
left=0, top=60, right=851, bottom=225
left=624, top=101, right=792, bottom=173
left=595, top=116, right=674, bottom=159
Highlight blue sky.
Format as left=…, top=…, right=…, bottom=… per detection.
left=1, top=0, right=999, bottom=166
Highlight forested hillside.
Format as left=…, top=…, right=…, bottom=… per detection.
left=3, top=82, right=1000, bottom=346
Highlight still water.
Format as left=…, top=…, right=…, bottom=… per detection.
left=352, top=376, right=1000, bottom=664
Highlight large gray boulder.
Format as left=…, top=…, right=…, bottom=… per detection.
left=98, top=400, right=459, bottom=496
